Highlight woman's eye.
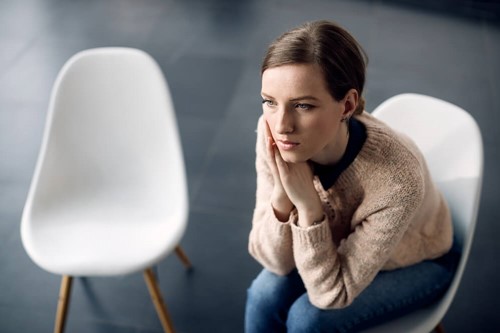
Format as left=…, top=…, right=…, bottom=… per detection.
left=262, top=99, right=276, bottom=107
left=295, top=103, right=314, bottom=110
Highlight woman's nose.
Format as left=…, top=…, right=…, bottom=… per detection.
left=275, top=109, right=294, bottom=134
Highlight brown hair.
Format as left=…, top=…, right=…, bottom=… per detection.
left=261, top=20, right=368, bottom=114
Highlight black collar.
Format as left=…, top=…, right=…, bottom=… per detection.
left=312, top=117, right=367, bottom=190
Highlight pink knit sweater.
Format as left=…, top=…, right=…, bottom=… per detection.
left=248, top=111, right=453, bottom=309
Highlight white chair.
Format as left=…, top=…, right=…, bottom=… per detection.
left=21, top=47, right=191, bottom=333
left=361, top=93, right=483, bottom=333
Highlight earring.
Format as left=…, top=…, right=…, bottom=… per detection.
left=341, top=115, right=350, bottom=137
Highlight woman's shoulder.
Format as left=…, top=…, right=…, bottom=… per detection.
left=356, top=111, right=426, bottom=168
left=352, top=112, right=427, bottom=193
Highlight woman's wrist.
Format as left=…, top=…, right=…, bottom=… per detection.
left=271, top=191, right=294, bottom=222
left=297, top=211, right=325, bottom=227
left=296, top=199, right=324, bottom=227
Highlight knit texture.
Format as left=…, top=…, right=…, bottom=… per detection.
left=248, top=111, right=453, bottom=309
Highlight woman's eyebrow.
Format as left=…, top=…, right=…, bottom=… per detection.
left=261, top=93, right=319, bottom=101
left=289, top=95, right=319, bottom=102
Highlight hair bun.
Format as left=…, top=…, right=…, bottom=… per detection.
left=355, top=96, right=365, bottom=115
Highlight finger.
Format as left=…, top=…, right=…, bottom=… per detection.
left=265, top=136, right=281, bottom=180
left=264, top=120, right=288, bottom=186
left=273, top=144, right=289, bottom=175
left=266, top=135, right=274, bottom=158
left=264, top=120, right=275, bottom=160
left=265, top=136, right=276, bottom=164
left=265, top=119, right=274, bottom=144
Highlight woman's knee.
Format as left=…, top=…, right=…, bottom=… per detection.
left=248, top=270, right=275, bottom=300
left=246, top=269, right=301, bottom=333
left=248, top=269, right=290, bottom=308
left=286, top=295, right=326, bottom=333
left=247, top=269, right=305, bottom=312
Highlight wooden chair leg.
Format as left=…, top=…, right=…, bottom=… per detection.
left=144, top=268, right=176, bottom=333
left=175, top=245, right=192, bottom=269
left=434, top=322, right=446, bottom=333
left=54, top=275, right=73, bottom=333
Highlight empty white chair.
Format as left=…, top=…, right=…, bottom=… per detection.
left=21, top=47, right=191, bottom=333
left=361, top=93, right=483, bottom=333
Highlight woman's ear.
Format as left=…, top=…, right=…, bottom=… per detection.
left=341, top=89, right=359, bottom=118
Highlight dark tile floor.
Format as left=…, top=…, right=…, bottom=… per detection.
left=1, top=0, right=499, bottom=332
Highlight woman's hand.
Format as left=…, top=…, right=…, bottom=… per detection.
left=265, top=122, right=294, bottom=221
left=265, top=121, right=324, bottom=227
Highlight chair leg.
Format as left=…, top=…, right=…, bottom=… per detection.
left=144, top=268, right=176, bottom=333
left=175, top=245, right=192, bottom=269
left=434, top=322, right=446, bottom=333
left=54, top=275, right=73, bottom=333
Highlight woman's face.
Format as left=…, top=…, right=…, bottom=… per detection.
left=261, top=63, right=351, bottom=165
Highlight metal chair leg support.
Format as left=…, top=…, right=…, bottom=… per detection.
left=174, top=245, right=192, bottom=269
left=434, top=322, right=446, bottom=333
left=54, top=275, right=73, bottom=333
left=144, top=268, right=176, bottom=333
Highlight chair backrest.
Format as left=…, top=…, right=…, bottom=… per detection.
left=22, top=48, right=188, bottom=255
left=372, top=93, right=483, bottom=322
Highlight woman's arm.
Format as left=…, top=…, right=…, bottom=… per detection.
left=291, top=170, right=425, bottom=309
left=248, top=117, right=296, bottom=275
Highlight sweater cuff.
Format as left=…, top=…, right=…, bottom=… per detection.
left=291, top=219, right=332, bottom=247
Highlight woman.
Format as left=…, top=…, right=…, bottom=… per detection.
left=245, top=20, right=459, bottom=333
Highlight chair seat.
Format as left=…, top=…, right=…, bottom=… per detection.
left=23, top=210, right=186, bottom=276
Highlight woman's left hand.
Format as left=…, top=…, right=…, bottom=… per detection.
left=272, top=146, right=324, bottom=227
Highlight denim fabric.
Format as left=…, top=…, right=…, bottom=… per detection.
left=245, top=243, right=460, bottom=333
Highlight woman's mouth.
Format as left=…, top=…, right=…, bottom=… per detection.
left=277, top=140, right=300, bottom=151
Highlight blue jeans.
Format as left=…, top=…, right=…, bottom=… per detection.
left=245, top=244, right=460, bottom=333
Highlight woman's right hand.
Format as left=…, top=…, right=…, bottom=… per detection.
left=265, top=121, right=294, bottom=221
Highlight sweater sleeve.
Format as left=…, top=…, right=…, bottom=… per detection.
left=291, top=164, right=425, bottom=309
left=248, top=116, right=296, bottom=276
